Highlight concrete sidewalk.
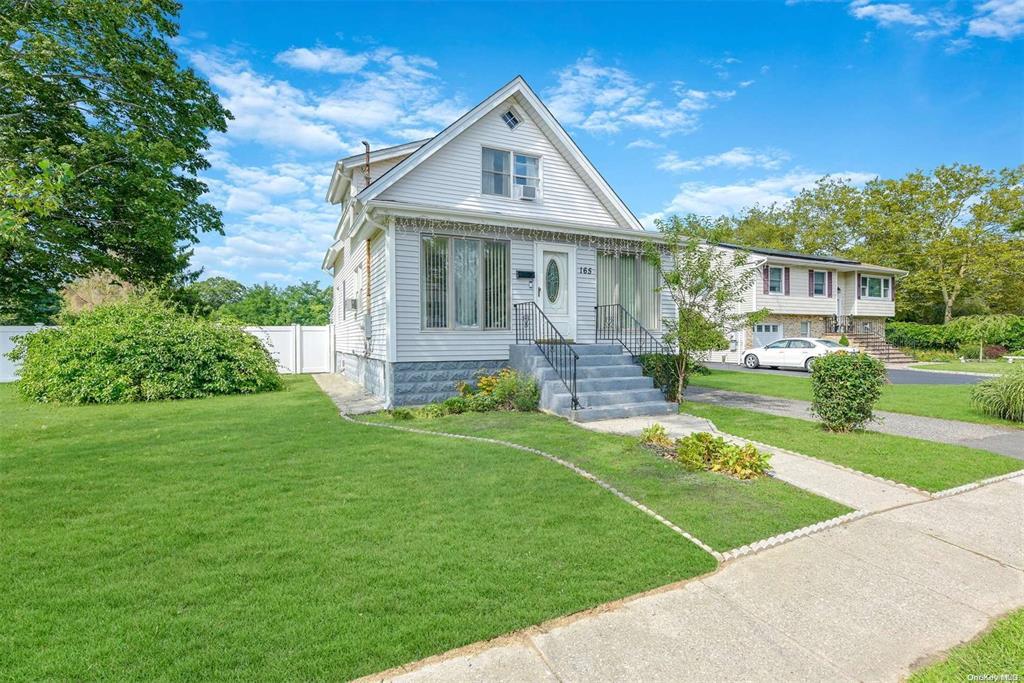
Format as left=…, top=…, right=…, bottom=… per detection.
left=686, top=386, right=1024, bottom=460
left=374, top=476, right=1024, bottom=682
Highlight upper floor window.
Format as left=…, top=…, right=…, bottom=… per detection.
left=768, top=266, right=784, bottom=294
left=860, top=275, right=891, bottom=299
left=482, top=147, right=510, bottom=196
left=812, top=270, right=827, bottom=296
left=482, top=147, right=540, bottom=200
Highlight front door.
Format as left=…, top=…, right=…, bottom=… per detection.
left=535, top=244, right=575, bottom=340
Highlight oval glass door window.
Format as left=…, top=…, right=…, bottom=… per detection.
left=545, top=258, right=560, bottom=304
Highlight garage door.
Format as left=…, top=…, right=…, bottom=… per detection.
left=754, top=324, right=782, bottom=347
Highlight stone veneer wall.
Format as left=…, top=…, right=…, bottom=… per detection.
left=391, top=359, right=508, bottom=406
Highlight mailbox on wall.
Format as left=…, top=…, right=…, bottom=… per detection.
left=515, top=270, right=535, bottom=280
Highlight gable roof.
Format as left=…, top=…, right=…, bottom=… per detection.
left=352, top=75, right=644, bottom=231
left=715, top=242, right=907, bottom=275
left=326, top=139, right=429, bottom=204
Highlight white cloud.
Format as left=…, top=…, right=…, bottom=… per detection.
left=968, top=0, right=1024, bottom=38
left=626, top=138, right=662, bottom=149
left=654, top=170, right=877, bottom=217
left=850, top=1, right=931, bottom=27
left=545, top=56, right=736, bottom=136
left=274, top=46, right=370, bottom=73
left=739, top=80, right=756, bottom=88
left=190, top=51, right=344, bottom=151
left=657, top=147, right=791, bottom=173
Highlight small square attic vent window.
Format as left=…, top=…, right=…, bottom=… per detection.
left=501, top=109, right=520, bottom=129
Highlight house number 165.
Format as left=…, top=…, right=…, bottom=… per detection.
left=578, top=266, right=594, bottom=275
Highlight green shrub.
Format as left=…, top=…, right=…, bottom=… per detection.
left=673, top=432, right=770, bottom=479
left=885, top=322, right=959, bottom=350
left=636, top=353, right=701, bottom=400
left=388, top=407, right=414, bottom=420
left=907, top=348, right=959, bottom=362
left=10, top=296, right=282, bottom=404
left=958, top=343, right=1008, bottom=360
left=638, top=422, right=673, bottom=450
left=412, top=369, right=538, bottom=418
left=809, top=352, right=887, bottom=431
left=838, top=334, right=850, bottom=347
left=971, top=367, right=1024, bottom=423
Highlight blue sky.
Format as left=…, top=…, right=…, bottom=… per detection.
left=176, top=1, right=1023, bottom=286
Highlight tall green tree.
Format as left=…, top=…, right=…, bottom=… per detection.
left=187, top=276, right=247, bottom=314
left=218, top=282, right=332, bottom=326
left=0, top=0, right=230, bottom=323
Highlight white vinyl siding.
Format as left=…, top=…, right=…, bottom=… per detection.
left=378, top=98, right=622, bottom=228
left=759, top=264, right=838, bottom=316
left=393, top=224, right=672, bottom=362
left=333, top=230, right=388, bottom=360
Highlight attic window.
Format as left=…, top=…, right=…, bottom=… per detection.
left=501, top=109, right=520, bottom=129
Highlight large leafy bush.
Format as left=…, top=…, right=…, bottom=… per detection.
left=810, top=352, right=887, bottom=431
left=885, top=322, right=959, bottom=350
left=11, top=297, right=282, bottom=403
left=971, top=367, right=1024, bottom=423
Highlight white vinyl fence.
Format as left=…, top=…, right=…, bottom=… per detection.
left=0, top=324, right=335, bottom=382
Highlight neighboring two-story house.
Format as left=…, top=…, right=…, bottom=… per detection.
left=708, top=244, right=906, bottom=364
left=322, top=76, right=905, bottom=413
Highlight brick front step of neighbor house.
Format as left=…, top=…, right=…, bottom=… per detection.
left=509, top=343, right=677, bottom=422
left=843, top=333, right=914, bottom=364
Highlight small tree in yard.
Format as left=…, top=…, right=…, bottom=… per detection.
left=646, top=217, right=770, bottom=401
left=810, top=352, right=887, bottom=431
left=946, top=315, right=1015, bottom=361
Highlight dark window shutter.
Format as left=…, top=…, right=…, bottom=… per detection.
left=827, top=271, right=833, bottom=298
left=857, top=274, right=862, bottom=299
left=762, top=265, right=769, bottom=294
left=808, top=270, right=814, bottom=297
left=890, top=277, right=895, bottom=301
left=784, top=267, right=791, bottom=296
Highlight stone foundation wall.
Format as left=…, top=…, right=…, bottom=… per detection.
left=391, top=359, right=508, bottom=406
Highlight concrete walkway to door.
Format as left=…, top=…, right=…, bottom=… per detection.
left=366, top=475, right=1024, bottom=682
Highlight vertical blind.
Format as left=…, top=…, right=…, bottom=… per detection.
left=422, top=236, right=509, bottom=329
left=597, top=251, right=660, bottom=329
left=423, top=237, right=448, bottom=329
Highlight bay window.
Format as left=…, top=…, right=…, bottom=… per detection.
left=422, top=235, right=509, bottom=330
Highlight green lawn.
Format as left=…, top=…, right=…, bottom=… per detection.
left=360, top=411, right=850, bottom=551
left=690, top=368, right=1021, bottom=428
left=0, top=377, right=717, bottom=680
left=912, top=360, right=1018, bottom=375
left=909, top=608, right=1024, bottom=682
left=682, top=402, right=1023, bottom=492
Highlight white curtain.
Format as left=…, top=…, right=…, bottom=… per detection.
left=422, top=237, right=448, bottom=328
left=484, top=241, right=508, bottom=329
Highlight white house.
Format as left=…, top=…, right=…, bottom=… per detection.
left=322, top=76, right=905, bottom=415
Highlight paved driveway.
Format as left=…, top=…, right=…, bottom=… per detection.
left=703, top=361, right=984, bottom=385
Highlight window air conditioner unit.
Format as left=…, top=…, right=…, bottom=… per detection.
left=514, top=183, right=539, bottom=201
left=346, top=298, right=359, bottom=313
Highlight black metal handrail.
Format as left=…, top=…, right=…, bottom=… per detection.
left=826, top=315, right=853, bottom=334
left=514, top=301, right=580, bottom=410
left=595, top=304, right=670, bottom=358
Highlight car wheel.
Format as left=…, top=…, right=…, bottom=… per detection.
left=744, top=354, right=759, bottom=369
left=805, top=357, right=815, bottom=372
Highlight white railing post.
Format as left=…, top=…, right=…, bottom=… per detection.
left=292, top=324, right=301, bottom=374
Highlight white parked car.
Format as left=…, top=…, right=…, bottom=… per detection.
left=739, top=338, right=845, bottom=372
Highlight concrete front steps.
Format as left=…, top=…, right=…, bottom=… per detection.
left=509, top=343, right=678, bottom=422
